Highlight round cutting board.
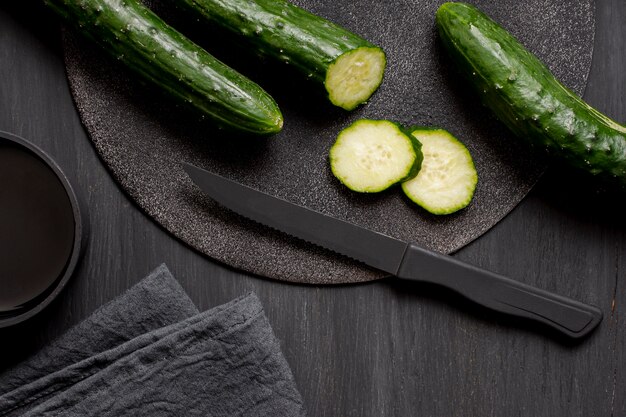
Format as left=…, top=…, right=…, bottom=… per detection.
left=62, top=0, right=595, bottom=284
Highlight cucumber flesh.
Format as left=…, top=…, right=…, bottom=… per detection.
left=402, top=128, right=477, bottom=215
left=326, top=47, right=387, bottom=111
left=330, top=120, right=422, bottom=193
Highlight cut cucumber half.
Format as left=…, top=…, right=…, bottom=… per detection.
left=330, top=119, right=422, bottom=193
left=178, top=0, right=386, bottom=111
left=402, top=128, right=477, bottom=215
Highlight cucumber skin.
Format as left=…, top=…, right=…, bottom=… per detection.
left=45, top=0, right=283, bottom=134
left=403, top=127, right=424, bottom=182
left=436, top=2, right=626, bottom=185
left=177, top=0, right=385, bottom=108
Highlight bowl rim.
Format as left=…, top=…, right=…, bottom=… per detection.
left=0, top=130, right=85, bottom=328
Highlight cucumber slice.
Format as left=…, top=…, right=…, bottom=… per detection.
left=330, top=119, right=422, bottom=193
left=402, top=128, right=477, bottom=215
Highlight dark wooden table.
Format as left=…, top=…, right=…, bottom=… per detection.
left=1, top=1, right=625, bottom=416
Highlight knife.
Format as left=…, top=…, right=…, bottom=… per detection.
left=183, top=163, right=602, bottom=339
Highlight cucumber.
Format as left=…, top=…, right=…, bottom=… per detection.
left=401, top=128, right=477, bottom=215
left=330, top=120, right=422, bottom=193
left=45, top=0, right=283, bottom=134
left=177, top=0, right=386, bottom=111
left=436, top=2, right=626, bottom=185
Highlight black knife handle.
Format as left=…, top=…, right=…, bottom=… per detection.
left=396, top=243, right=602, bottom=339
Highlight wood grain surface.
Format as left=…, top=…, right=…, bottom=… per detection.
left=0, top=1, right=624, bottom=416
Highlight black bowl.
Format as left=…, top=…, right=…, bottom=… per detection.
left=0, top=131, right=85, bottom=328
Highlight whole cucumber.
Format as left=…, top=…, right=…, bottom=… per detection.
left=436, top=2, right=626, bottom=185
left=45, top=0, right=283, bottom=134
left=177, top=0, right=386, bottom=111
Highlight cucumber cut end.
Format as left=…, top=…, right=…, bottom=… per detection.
left=330, top=119, right=419, bottom=193
left=325, top=47, right=386, bottom=111
left=402, top=129, right=477, bottom=215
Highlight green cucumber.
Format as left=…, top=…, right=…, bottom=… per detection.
left=329, top=119, right=422, bottom=193
left=436, top=2, right=626, bottom=185
left=178, top=0, right=386, bottom=111
left=45, top=0, right=283, bottom=134
left=402, top=128, right=477, bottom=215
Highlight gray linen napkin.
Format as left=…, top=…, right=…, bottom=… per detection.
left=0, top=265, right=305, bottom=416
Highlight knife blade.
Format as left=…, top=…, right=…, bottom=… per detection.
left=183, top=163, right=602, bottom=339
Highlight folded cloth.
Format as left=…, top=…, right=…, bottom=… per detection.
left=0, top=265, right=199, bottom=397
left=0, top=265, right=305, bottom=417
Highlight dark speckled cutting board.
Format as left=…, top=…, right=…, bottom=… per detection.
left=62, top=0, right=594, bottom=284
